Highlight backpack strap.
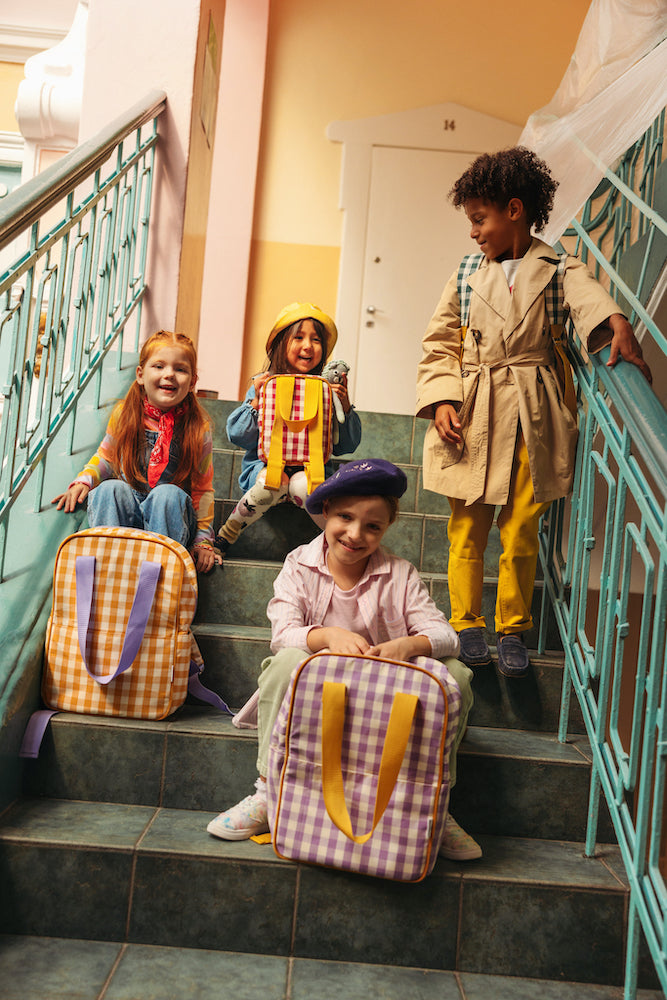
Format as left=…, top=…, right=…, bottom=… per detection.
left=544, top=253, right=567, bottom=328
left=75, top=556, right=161, bottom=684
left=187, top=660, right=233, bottom=714
left=19, top=709, right=58, bottom=758
left=300, top=378, right=327, bottom=492
left=458, top=251, right=568, bottom=328
left=544, top=253, right=577, bottom=416
left=264, top=376, right=294, bottom=489
left=456, top=253, right=485, bottom=335
left=321, top=680, right=419, bottom=844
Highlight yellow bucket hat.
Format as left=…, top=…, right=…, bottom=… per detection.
left=266, top=302, right=338, bottom=358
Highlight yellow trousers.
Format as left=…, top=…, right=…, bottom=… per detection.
left=447, top=434, right=550, bottom=635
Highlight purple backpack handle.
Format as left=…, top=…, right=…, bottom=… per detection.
left=75, top=555, right=161, bottom=684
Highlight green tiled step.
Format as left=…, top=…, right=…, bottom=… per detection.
left=213, top=451, right=445, bottom=517
left=194, top=557, right=560, bottom=651
left=191, top=624, right=583, bottom=734
left=23, top=712, right=603, bottom=840
left=211, top=497, right=466, bottom=566
left=1, top=936, right=663, bottom=1000
left=193, top=623, right=271, bottom=708
left=0, top=796, right=652, bottom=988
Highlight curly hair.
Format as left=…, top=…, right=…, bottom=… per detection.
left=449, top=147, right=558, bottom=233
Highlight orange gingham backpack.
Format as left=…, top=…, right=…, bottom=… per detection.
left=20, top=527, right=231, bottom=757
left=257, top=374, right=333, bottom=493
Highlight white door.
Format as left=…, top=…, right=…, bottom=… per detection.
left=353, top=146, right=478, bottom=414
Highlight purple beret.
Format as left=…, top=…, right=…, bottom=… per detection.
left=305, top=458, right=407, bottom=514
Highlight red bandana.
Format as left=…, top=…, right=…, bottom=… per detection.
left=144, top=399, right=184, bottom=488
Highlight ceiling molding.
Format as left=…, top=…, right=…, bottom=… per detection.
left=0, top=24, right=67, bottom=63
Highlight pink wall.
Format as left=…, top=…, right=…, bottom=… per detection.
left=197, top=0, right=269, bottom=397
left=79, top=0, right=269, bottom=398
left=80, top=0, right=201, bottom=340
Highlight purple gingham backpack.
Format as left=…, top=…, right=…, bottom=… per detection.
left=267, top=652, right=462, bottom=882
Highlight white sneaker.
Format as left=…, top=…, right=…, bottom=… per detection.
left=207, top=781, right=268, bottom=841
left=438, top=814, right=482, bottom=861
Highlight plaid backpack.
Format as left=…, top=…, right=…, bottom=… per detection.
left=19, top=527, right=231, bottom=761
left=267, top=652, right=462, bottom=882
left=257, top=375, right=333, bottom=493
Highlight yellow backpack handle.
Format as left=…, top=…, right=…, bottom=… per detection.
left=321, top=680, right=418, bottom=844
left=265, top=376, right=326, bottom=492
left=275, top=375, right=320, bottom=427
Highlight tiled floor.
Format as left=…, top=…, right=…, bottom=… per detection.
left=0, top=937, right=663, bottom=1000
left=0, top=935, right=664, bottom=1000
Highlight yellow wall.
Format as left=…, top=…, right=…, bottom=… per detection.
left=240, top=0, right=589, bottom=391
left=0, top=63, right=23, bottom=132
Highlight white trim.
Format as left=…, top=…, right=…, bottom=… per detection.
left=0, top=132, right=24, bottom=165
left=0, top=24, right=67, bottom=63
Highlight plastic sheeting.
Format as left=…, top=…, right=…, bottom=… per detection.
left=519, top=0, right=667, bottom=244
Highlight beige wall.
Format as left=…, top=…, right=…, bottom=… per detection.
left=239, top=0, right=589, bottom=392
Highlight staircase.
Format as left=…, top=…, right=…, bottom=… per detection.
left=0, top=398, right=663, bottom=1000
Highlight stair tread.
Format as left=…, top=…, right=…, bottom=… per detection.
left=1, top=796, right=625, bottom=890
left=36, top=707, right=585, bottom=755
left=462, top=726, right=591, bottom=763
left=193, top=622, right=271, bottom=640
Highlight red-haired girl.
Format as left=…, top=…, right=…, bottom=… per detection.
left=52, top=330, right=221, bottom=573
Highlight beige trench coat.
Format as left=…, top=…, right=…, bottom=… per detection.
left=416, top=238, right=620, bottom=505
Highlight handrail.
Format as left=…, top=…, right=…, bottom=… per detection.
left=0, top=90, right=166, bottom=251
left=541, top=109, right=667, bottom=1000
left=0, top=91, right=167, bottom=579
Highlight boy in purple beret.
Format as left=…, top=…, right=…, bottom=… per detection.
left=207, top=458, right=481, bottom=862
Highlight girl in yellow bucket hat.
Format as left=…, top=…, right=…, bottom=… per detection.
left=215, top=302, right=362, bottom=554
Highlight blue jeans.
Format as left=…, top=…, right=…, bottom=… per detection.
left=87, top=481, right=197, bottom=548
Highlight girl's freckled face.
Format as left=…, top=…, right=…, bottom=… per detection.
left=136, top=346, right=195, bottom=410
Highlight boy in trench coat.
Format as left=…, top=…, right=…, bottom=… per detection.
left=416, top=147, right=651, bottom=677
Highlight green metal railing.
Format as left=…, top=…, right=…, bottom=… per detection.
left=539, top=111, right=667, bottom=999
left=0, top=90, right=166, bottom=580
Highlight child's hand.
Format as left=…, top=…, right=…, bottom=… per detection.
left=605, top=314, right=652, bottom=383
left=309, top=627, right=371, bottom=656
left=433, top=402, right=462, bottom=444
left=51, top=483, right=90, bottom=512
left=330, top=379, right=351, bottom=414
left=368, top=636, right=432, bottom=662
left=193, top=544, right=222, bottom=573
left=250, top=374, right=270, bottom=409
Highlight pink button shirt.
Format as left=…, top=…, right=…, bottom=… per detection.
left=267, top=533, right=460, bottom=660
